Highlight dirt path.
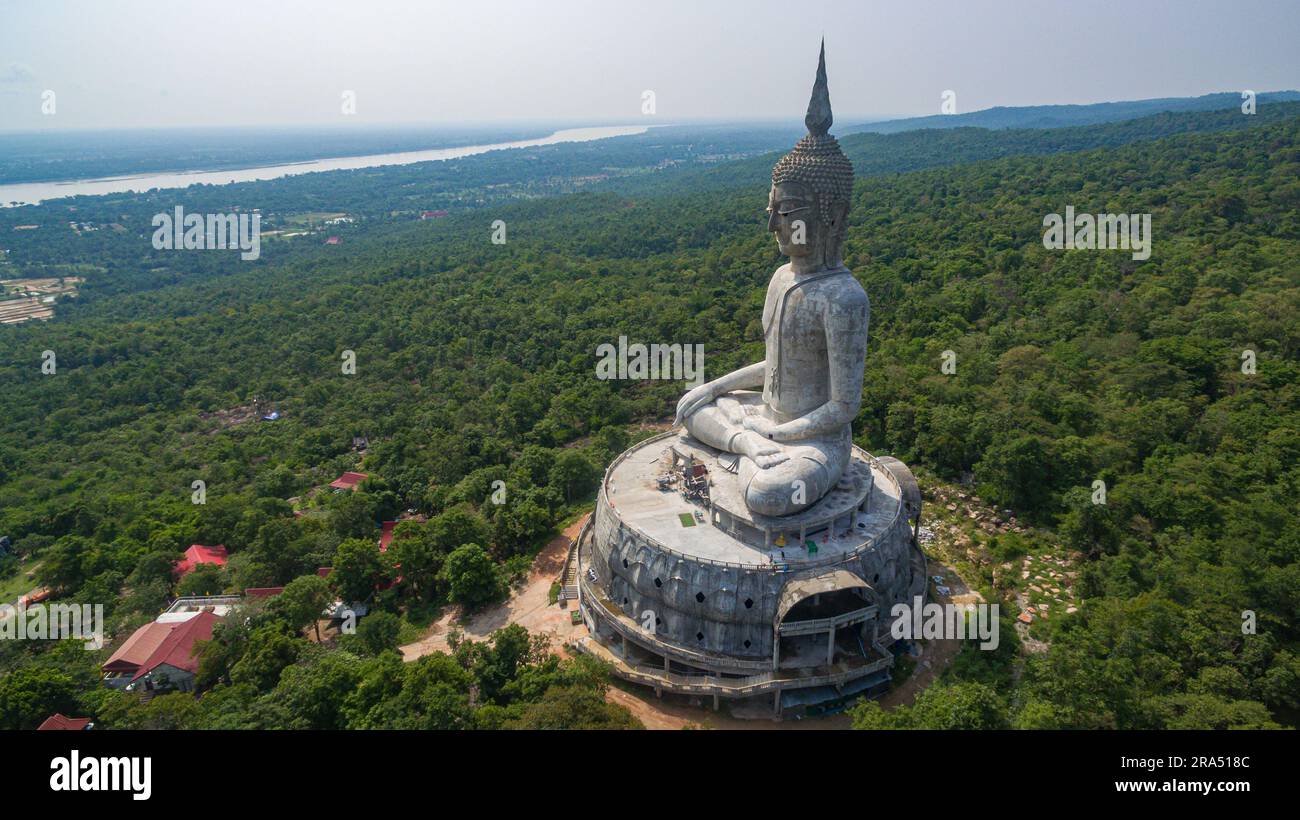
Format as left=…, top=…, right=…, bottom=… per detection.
left=876, top=559, right=971, bottom=709
left=878, top=561, right=972, bottom=706
left=876, top=636, right=961, bottom=709
left=399, top=515, right=588, bottom=661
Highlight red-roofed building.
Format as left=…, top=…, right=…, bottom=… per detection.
left=378, top=521, right=397, bottom=553
left=420, top=210, right=449, bottom=219
left=324, top=235, right=342, bottom=245
left=127, top=610, right=219, bottom=692
left=329, top=471, right=368, bottom=492
left=18, top=587, right=51, bottom=608
left=244, top=586, right=284, bottom=599
left=101, top=611, right=220, bottom=691
left=37, top=714, right=93, bottom=731
left=174, top=544, right=228, bottom=577
left=101, top=621, right=174, bottom=687
left=316, top=567, right=333, bottom=578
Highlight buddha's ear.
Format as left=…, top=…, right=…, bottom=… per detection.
left=827, top=199, right=845, bottom=227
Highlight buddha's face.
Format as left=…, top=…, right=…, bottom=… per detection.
left=767, top=182, right=819, bottom=260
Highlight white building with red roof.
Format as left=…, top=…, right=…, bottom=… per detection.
left=101, top=610, right=220, bottom=692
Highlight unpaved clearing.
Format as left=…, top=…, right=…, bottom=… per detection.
left=400, top=515, right=587, bottom=661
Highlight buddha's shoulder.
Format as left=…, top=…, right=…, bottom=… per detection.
left=767, top=262, right=795, bottom=281
left=818, top=266, right=868, bottom=302
left=764, top=263, right=796, bottom=295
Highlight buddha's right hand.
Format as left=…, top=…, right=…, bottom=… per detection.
left=674, top=382, right=718, bottom=427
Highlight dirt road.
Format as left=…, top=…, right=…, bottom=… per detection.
left=400, top=515, right=588, bottom=661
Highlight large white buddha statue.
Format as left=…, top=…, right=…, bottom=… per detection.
left=675, top=42, right=868, bottom=518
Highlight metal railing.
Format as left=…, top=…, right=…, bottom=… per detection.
left=579, top=635, right=892, bottom=697
left=777, top=605, right=879, bottom=636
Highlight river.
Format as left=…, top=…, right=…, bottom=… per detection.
left=0, top=125, right=649, bottom=207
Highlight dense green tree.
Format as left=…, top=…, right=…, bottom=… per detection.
left=549, top=450, right=599, bottom=502
left=229, top=626, right=302, bottom=692
left=427, top=507, right=491, bottom=554
left=175, top=564, right=226, bottom=596
left=266, top=647, right=366, bottom=730
left=0, top=666, right=80, bottom=730
left=271, top=574, right=332, bottom=641
left=331, top=538, right=387, bottom=603
left=95, top=690, right=200, bottom=730
left=36, top=535, right=97, bottom=593
left=505, top=685, right=641, bottom=730
left=389, top=652, right=476, bottom=730
left=491, top=494, right=555, bottom=557
left=975, top=434, right=1052, bottom=511
left=343, top=611, right=402, bottom=656
left=387, top=522, right=443, bottom=599
left=852, top=682, right=1009, bottom=730
left=329, top=492, right=379, bottom=540
left=441, top=544, right=500, bottom=610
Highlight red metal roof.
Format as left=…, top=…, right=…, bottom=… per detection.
left=329, top=471, right=368, bottom=491
left=129, top=610, right=219, bottom=682
left=102, top=621, right=175, bottom=674
left=175, top=543, right=228, bottom=576
left=244, top=587, right=284, bottom=598
left=37, top=713, right=92, bottom=731
left=18, top=587, right=51, bottom=608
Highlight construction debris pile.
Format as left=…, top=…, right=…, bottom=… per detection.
left=657, top=445, right=711, bottom=507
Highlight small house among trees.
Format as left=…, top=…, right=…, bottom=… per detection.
left=329, top=471, right=368, bottom=492
left=174, top=543, right=228, bottom=577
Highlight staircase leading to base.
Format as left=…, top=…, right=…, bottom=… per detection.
left=559, top=539, right=580, bottom=600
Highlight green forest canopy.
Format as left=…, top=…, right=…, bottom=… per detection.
left=0, top=103, right=1296, bottom=730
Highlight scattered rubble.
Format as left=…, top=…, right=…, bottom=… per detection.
left=921, top=482, right=1084, bottom=655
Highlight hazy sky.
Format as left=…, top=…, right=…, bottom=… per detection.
left=2, top=0, right=1298, bottom=130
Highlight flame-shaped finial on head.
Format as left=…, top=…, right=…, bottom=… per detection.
left=773, top=38, right=853, bottom=205
left=804, top=38, right=832, bottom=136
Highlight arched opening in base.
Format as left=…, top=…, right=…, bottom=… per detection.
left=774, top=571, right=878, bottom=671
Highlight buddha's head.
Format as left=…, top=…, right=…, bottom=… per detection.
left=770, top=41, right=854, bottom=271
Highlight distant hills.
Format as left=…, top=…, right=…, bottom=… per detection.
left=844, top=90, right=1300, bottom=134
left=609, top=98, right=1300, bottom=197
left=837, top=99, right=1300, bottom=177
